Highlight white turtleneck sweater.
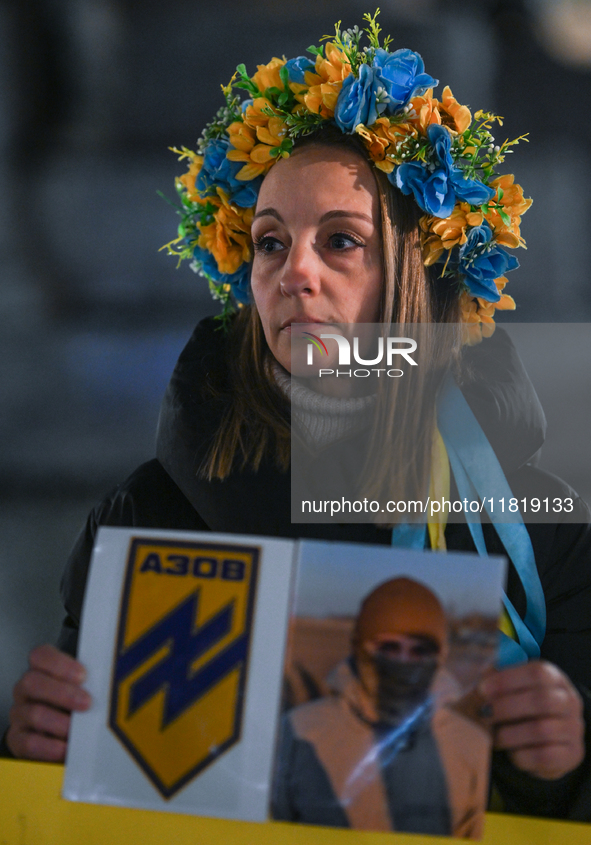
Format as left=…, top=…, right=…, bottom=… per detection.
left=272, top=364, right=375, bottom=449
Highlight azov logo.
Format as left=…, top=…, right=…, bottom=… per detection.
left=109, top=538, right=259, bottom=798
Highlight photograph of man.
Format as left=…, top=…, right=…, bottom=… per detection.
left=272, top=577, right=490, bottom=838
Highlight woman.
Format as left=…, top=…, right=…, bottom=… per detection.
left=4, top=13, right=590, bottom=823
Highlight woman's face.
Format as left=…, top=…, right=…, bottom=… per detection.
left=250, top=145, right=383, bottom=372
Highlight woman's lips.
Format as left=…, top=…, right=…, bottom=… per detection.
left=280, top=319, right=331, bottom=334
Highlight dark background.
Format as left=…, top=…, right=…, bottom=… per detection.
left=2, top=0, right=591, bottom=730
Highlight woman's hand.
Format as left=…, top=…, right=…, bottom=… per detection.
left=6, top=644, right=91, bottom=762
left=479, top=660, right=585, bottom=780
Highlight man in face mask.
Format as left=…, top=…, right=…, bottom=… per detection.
left=352, top=577, right=447, bottom=729
left=272, top=577, right=490, bottom=839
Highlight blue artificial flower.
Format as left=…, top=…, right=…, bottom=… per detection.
left=393, top=126, right=458, bottom=216
left=335, top=49, right=438, bottom=133
left=193, top=245, right=251, bottom=303
left=394, top=161, right=456, bottom=217
left=334, top=63, right=376, bottom=132
left=285, top=56, right=316, bottom=85
left=451, top=173, right=496, bottom=207
left=458, top=222, right=519, bottom=301
left=393, top=125, right=495, bottom=217
left=192, top=246, right=219, bottom=279
left=230, top=263, right=252, bottom=304
left=426, top=125, right=495, bottom=206
left=196, top=138, right=261, bottom=208
left=427, top=124, right=453, bottom=169
left=372, top=48, right=438, bottom=114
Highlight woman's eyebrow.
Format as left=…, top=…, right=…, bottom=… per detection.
left=253, top=208, right=283, bottom=222
left=253, top=208, right=374, bottom=224
left=319, top=210, right=374, bottom=224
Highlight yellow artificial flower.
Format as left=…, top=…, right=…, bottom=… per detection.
left=251, top=57, right=286, bottom=95
left=433, top=205, right=484, bottom=248
left=409, top=90, right=442, bottom=133
left=303, top=83, right=338, bottom=117
left=460, top=293, right=493, bottom=344
left=171, top=148, right=205, bottom=204
left=357, top=118, right=418, bottom=171
left=242, top=97, right=280, bottom=129
left=177, top=159, right=203, bottom=203
left=421, top=233, right=445, bottom=266
left=227, top=120, right=257, bottom=152
left=420, top=204, right=484, bottom=264
left=256, top=115, right=288, bottom=148
left=315, top=42, right=351, bottom=84
left=489, top=276, right=516, bottom=312
left=408, top=87, right=471, bottom=136
left=439, top=86, right=472, bottom=134
left=356, top=124, right=390, bottom=165
left=485, top=174, right=532, bottom=247
left=198, top=189, right=254, bottom=275
left=227, top=111, right=287, bottom=180
left=300, top=42, right=351, bottom=118
left=459, top=277, right=515, bottom=345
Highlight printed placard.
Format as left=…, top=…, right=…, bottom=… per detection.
left=64, top=530, right=505, bottom=837
left=63, top=528, right=295, bottom=820
left=272, top=541, right=506, bottom=839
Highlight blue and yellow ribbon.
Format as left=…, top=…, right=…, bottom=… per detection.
left=391, top=377, right=546, bottom=668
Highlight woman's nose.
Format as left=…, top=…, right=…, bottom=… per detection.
left=279, top=241, right=321, bottom=297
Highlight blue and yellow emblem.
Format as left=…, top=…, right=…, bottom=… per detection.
left=109, top=537, right=259, bottom=798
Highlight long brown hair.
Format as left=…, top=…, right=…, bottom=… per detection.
left=201, top=129, right=462, bottom=509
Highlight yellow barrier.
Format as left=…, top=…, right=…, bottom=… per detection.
left=1, top=759, right=590, bottom=845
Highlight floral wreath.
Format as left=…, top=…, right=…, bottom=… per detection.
left=163, top=10, right=531, bottom=343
